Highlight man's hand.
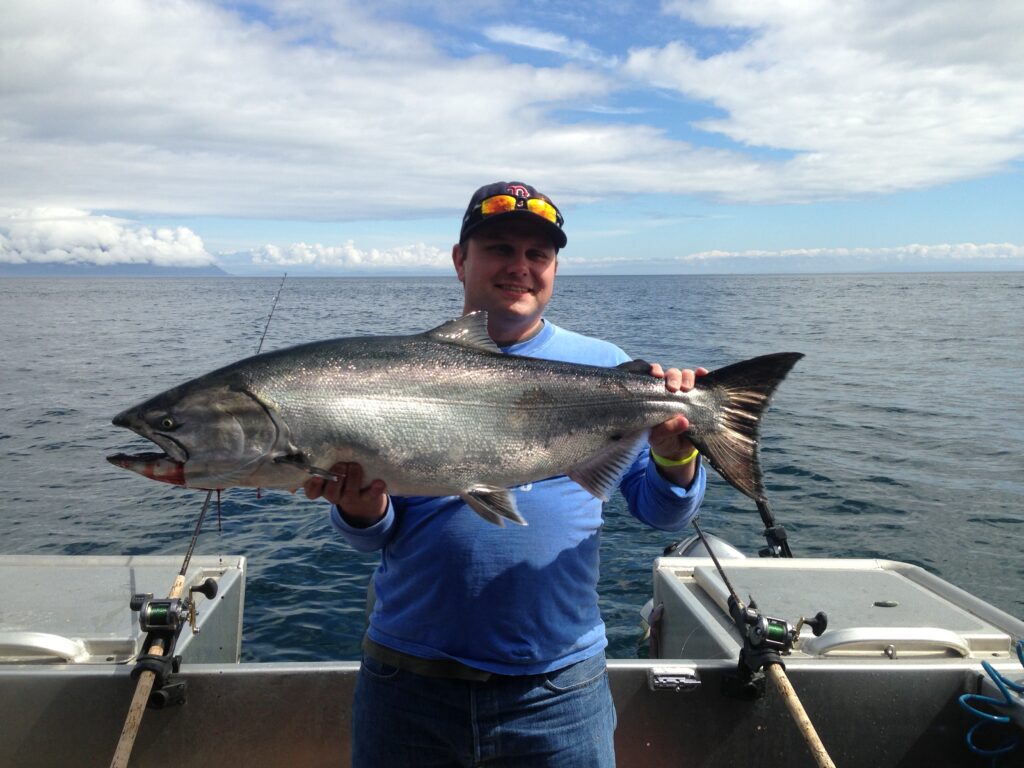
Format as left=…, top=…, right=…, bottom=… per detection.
left=304, top=462, right=388, bottom=528
left=646, top=363, right=709, bottom=487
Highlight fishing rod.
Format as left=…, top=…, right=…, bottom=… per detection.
left=109, top=273, right=288, bottom=767
left=256, top=271, right=287, bottom=355
left=691, top=517, right=835, bottom=768
left=109, top=491, right=217, bottom=768
left=757, top=497, right=793, bottom=558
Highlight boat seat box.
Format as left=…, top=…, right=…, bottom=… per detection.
left=0, top=555, right=245, bottom=665
left=651, top=557, right=1017, bottom=661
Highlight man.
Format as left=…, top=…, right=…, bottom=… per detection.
left=305, top=181, right=707, bottom=767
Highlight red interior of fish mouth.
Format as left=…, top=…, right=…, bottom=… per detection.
left=108, top=451, right=172, bottom=463
left=106, top=452, right=186, bottom=485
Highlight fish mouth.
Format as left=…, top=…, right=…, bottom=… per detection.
left=107, top=450, right=178, bottom=466
left=106, top=451, right=186, bottom=486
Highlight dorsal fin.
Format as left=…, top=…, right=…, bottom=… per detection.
left=424, top=311, right=500, bottom=353
left=616, top=359, right=653, bottom=375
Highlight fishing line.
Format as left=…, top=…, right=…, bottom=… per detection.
left=249, top=273, right=288, bottom=510
left=180, top=490, right=214, bottom=577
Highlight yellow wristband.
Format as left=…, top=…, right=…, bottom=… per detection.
left=651, top=447, right=699, bottom=467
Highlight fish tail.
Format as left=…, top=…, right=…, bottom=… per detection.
left=689, top=352, right=804, bottom=502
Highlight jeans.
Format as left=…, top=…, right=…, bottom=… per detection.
left=352, top=651, right=617, bottom=767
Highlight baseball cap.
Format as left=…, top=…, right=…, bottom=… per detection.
left=459, top=181, right=567, bottom=249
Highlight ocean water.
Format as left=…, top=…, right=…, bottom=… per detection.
left=0, top=272, right=1021, bottom=662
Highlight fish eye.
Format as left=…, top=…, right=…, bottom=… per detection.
left=159, top=416, right=177, bottom=430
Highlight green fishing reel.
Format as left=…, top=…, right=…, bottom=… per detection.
left=725, top=596, right=829, bottom=700
left=127, top=578, right=220, bottom=710
left=747, top=612, right=797, bottom=654
left=130, top=578, right=219, bottom=635
left=735, top=601, right=829, bottom=655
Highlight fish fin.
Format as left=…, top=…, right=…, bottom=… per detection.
left=273, top=454, right=339, bottom=482
left=461, top=487, right=527, bottom=527
left=616, top=359, right=653, bottom=374
left=692, top=352, right=804, bottom=502
left=569, top=430, right=649, bottom=501
left=424, top=312, right=500, bottom=353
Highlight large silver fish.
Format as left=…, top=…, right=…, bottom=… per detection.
left=108, top=313, right=802, bottom=525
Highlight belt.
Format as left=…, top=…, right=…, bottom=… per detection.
left=362, top=636, right=495, bottom=682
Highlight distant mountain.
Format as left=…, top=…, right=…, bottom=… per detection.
left=0, top=262, right=230, bottom=277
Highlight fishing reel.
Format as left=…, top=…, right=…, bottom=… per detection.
left=128, top=578, right=219, bottom=709
left=724, top=596, right=828, bottom=701
left=733, top=600, right=828, bottom=655
left=130, top=578, right=219, bottom=636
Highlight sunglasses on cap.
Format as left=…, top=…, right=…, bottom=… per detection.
left=477, top=194, right=563, bottom=227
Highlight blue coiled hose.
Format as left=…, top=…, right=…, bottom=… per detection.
left=959, top=639, right=1024, bottom=765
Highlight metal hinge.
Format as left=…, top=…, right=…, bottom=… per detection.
left=648, top=666, right=701, bottom=692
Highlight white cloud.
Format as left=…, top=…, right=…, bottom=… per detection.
left=0, top=0, right=613, bottom=219
left=0, top=0, right=1021, bottom=222
left=247, top=241, right=449, bottom=270
left=680, top=243, right=1024, bottom=262
left=679, top=243, right=1024, bottom=274
left=483, top=25, right=616, bottom=67
left=553, top=241, right=1024, bottom=274
left=0, top=209, right=214, bottom=266
left=627, top=1, right=1024, bottom=199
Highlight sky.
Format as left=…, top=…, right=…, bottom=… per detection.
left=1, top=0, right=1022, bottom=275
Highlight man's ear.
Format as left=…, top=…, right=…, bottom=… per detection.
left=452, top=243, right=465, bottom=283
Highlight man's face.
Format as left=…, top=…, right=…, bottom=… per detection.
left=453, top=219, right=559, bottom=342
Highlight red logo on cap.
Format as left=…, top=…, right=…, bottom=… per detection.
left=506, top=184, right=530, bottom=198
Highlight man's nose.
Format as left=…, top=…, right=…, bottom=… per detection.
left=505, top=250, right=530, bottom=272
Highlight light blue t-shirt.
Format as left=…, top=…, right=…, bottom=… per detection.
left=331, top=320, right=706, bottom=674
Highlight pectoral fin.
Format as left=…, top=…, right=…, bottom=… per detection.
left=274, top=454, right=340, bottom=482
left=461, top=487, right=527, bottom=527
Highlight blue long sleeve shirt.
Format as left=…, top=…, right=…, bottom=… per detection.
left=331, top=320, right=706, bottom=674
